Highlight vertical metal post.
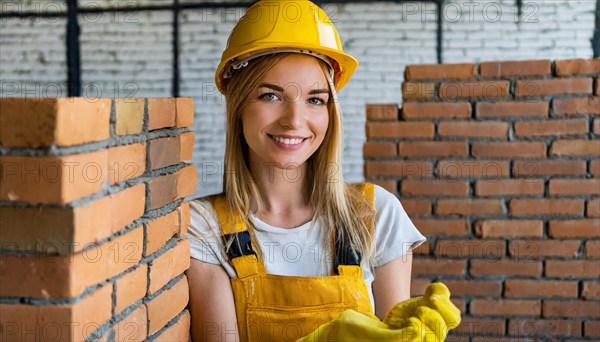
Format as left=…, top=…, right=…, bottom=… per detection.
left=173, top=0, right=180, bottom=97
left=66, top=0, right=81, bottom=97
left=437, top=0, right=443, bottom=64
left=593, top=0, right=600, bottom=57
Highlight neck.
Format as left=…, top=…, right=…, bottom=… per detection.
left=249, top=161, right=311, bottom=216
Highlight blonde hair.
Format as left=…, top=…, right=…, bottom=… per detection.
left=220, top=52, right=376, bottom=268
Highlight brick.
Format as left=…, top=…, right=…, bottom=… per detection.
left=476, top=101, right=548, bottom=118
left=508, top=319, right=581, bottom=337
left=513, top=160, right=586, bottom=177
left=402, top=82, right=435, bottom=100
left=515, top=119, right=587, bottom=137
left=438, top=121, right=508, bottom=138
left=0, top=98, right=110, bottom=148
left=471, top=299, right=540, bottom=316
left=475, top=179, right=544, bottom=196
left=474, top=220, right=543, bottom=238
left=398, top=141, right=467, bottom=157
left=549, top=178, right=600, bottom=195
left=401, top=179, right=468, bottom=196
left=401, top=102, right=471, bottom=119
left=366, top=122, right=434, bottom=138
left=455, top=317, right=506, bottom=335
left=115, top=98, right=144, bottom=135
left=153, top=310, right=190, bottom=342
left=175, top=97, right=194, bottom=127
left=0, top=150, right=108, bottom=204
left=400, top=199, right=432, bottom=216
left=470, top=259, right=542, bottom=277
left=481, top=60, right=550, bottom=77
left=365, top=103, right=398, bottom=120
left=437, top=160, right=510, bottom=179
left=543, top=300, right=599, bottom=318
left=146, top=276, right=189, bottom=335
left=509, top=199, right=584, bottom=216
left=411, top=219, right=469, bottom=237
left=412, top=257, right=466, bottom=276
left=515, top=78, right=593, bottom=97
left=551, top=139, right=600, bottom=157
left=0, top=196, right=111, bottom=254
left=363, top=142, right=397, bottom=157
left=434, top=239, right=505, bottom=258
left=114, top=304, right=147, bottom=342
left=148, top=98, right=176, bottom=130
left=146, top=210, right=180, bottom=256
left=582, top=281, right=600, bottom=299
left=443, top=280, right=502, bottom=297
left=410, top=279, right=430, bottom=296
left=585, top=321, right=600, bottom=337
left=0, top=226, right=143, bottom=298
left=371, top=180, right=397, bottom=194
left=413, top=240, right=430, bottom=255
left=440, top=81, right=509, bottom=99
left=148, top=164, right=198, bottom=210
left=108, top=142, right=146, bottom=184
left=555, top=58, right=600, bottom=76
left=149, top=239, right=191, bottom=294
left=437, top=199, right=504, bottom=216
left=364, top=161, right=432, bottom=178
left=586, top=240, right=600, bottom=257
left=115, top=264, right=148, bottom=314
left=0, top=285, right=112, bottom=342
left=178, top=200, right=191, bottom=236
left=111, top=184, right=146, bottom=233
left=180, top=131, right=195, bottom=161
left=545, top=260, right=599, bottom=278
left=149, top=136, right=181, bottom=170
left=595, top=118, right=600, bottom=134
left=472, top=142, right=546, bottom=158
left=509, top=240, right=580, bottom=258
left=597, top=78, right=600, bottom=96
left=506, top=280, right=578, bottom=298
left=549, top=220, right=600, bottom=238
left=590, top=160, right=600, bottom=176
left=588, top=199, right=600, bottom=217
left=405, top=63, right=476, bottom=80
left=553, top=96, right=600, bottom=115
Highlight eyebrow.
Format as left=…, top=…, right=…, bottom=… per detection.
left=258, top=83, right=329, bottom=95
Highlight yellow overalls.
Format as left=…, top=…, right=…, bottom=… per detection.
left=211, top=182, right=376, bottom=342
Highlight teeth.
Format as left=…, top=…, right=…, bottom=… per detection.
left=272, top=136, right=304, bottom=145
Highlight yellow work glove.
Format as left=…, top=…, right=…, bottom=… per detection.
left=296, top=282, right=461, bottom=342
left=384, top=282, right=462, bottom=341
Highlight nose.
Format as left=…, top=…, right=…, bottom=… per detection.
left=278, top=100, right=304, bottom=129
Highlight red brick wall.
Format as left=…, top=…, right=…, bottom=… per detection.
left=365, top=58, right=599, bottom=340
left=0, top=97, right=197, bottom=341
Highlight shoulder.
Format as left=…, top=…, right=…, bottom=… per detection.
left=369, top=183, right=404, bottom=216
left=188, top=194, right=222, bottom=238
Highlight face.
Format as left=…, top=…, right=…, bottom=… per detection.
left=241, top=54, right=330, bottom=171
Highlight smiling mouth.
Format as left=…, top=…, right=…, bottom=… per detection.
left=268, top=134, right=308, bottom=145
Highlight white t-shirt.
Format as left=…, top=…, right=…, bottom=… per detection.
left=186, top=184, right=426, bottom=312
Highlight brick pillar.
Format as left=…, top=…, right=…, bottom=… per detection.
left=365, top=58, right=600, bottom=340
left=0, top=97, right=197, bottom=341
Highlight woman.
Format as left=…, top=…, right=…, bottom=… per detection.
left=186, top=1, right=458, bottom=341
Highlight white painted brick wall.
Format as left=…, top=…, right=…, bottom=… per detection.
left=1, top=0, right=596, bottom=197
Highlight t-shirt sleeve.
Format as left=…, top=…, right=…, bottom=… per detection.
left=185, top=198, right=227, bottom=265
left=371, top=184, right=427, bottom=268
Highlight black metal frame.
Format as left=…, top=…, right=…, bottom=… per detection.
left=3, top=0, right=595, bottom=98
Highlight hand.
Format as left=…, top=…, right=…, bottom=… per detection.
left=383, top=282, right=462, bottom=341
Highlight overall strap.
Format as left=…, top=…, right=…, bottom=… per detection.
left=334, top=182, right=376, bottom=274
left=212, top=195, right=265, bottom=278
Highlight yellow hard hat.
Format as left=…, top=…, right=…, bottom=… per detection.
left=215, top=0, right=358, bottom=94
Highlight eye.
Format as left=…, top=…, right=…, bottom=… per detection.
left=259, top=93, right=279, bottom=102
left=308, top=97, right=326, bottom=106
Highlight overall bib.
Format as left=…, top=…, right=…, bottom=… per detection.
left=211, top=182, right=376, bottom=342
